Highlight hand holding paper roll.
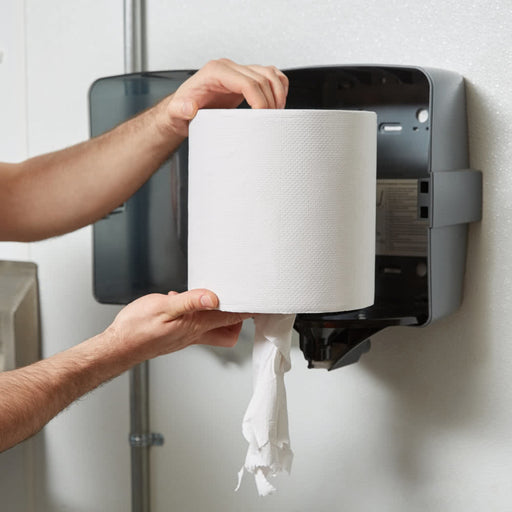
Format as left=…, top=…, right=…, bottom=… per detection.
left=165, top=58, right=289, bottom=136
left=188, top=109, right=377, bottom=495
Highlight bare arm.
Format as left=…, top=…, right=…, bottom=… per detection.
left=0, top=289, right=249, bottom=452
left=0, top=58, right=287, bottom=451
left=0, top=59, right=288, bottom=241
left=0, top=106, right=177, bottom=241
left=0, top=59, right=288, bottom=452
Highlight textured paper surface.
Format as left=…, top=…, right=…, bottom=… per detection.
left=188, top=109, right=377, bottom=314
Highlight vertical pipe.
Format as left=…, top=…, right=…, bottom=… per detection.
left=124, top=0, right=146, bottom=74
left=124, top=2, right=150, bottom=512
left=129, top=363, right=151, bottom=512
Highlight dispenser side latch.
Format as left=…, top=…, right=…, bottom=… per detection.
left=418, top=170, right=483, bottom=228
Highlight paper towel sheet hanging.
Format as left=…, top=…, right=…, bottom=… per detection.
left=188, top=109, right=377, bottom=314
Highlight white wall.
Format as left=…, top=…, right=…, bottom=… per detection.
left=0, top=0, right=511, bottom=511
left=0, top=1, right=130, bottom=511
left=0, top=4, right=33, bottom=510
left=0, top=1, right=30, bottom=264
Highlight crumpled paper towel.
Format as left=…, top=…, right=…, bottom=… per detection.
left=236, top=314, right=295, bottom=496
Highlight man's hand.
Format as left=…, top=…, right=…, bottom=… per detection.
left=162, top=58, right=289, bottom=137
left=0, top=288, right=248, bottom=452
left=0, top=58, right=284, bottom=452
left=108, top=288, right=250, bottom=363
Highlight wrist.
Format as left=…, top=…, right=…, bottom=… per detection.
left=96, top=325, right=141, bottom=373
left=123, top=97, right=186, bottom=161
left=100, top=322, right=153, bottom=370
left=156, top=94, right=196, bottom=139
left=65, top=328, right=137, bottom=385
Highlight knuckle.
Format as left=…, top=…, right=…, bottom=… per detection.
left=257, top=75, right=271, bottom=88
left=188, top=318, right=205, bottom=340
left=204, top=60, right=220, bottom=72
left=246, top=77, right=260, bottom=89
left=208, top=58, right=230, bottom=70
left=157, top=294, right=170, bottom=308
left=183, top=295, right=198, bottom=313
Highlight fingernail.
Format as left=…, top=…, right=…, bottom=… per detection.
left=200, top=294, right=215, bottom=308
left=182, top=101, right=195, bottom=118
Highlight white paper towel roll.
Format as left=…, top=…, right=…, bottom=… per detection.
left=188, top=109, right=377, bottom=314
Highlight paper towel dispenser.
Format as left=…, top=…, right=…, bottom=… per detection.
left=89, top=65, right=482, bottom=370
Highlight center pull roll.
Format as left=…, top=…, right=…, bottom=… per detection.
left=188, top=108, right=377, bottom=315
left=187, top=108, right=377, bottom=495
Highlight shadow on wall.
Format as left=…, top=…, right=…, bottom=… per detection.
left=360, top=80, right=493, bottom=484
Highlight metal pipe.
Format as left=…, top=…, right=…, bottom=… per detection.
left=129, top=363, right=151, bottom=512
left=124, top=0, right=146, bottom=74
left=124, top=2, right=151, bottom=512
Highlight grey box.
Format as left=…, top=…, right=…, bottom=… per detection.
left=0, top=261, right=40, bottom=371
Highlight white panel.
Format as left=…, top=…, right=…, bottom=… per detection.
left=146, top=1, right=512, bottom=511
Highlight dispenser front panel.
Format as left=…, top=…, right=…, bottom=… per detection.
left=90, top=72, right=192, bottom=303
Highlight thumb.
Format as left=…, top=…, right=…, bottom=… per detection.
left=166, top=289, right=219, bottom=320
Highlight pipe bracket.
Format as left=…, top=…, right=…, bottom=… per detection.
left=129, top=432, right=165, bottom=448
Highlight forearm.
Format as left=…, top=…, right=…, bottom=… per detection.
left=0, top=328, right=135, bottom=452
left=1, top=98, right=181, bottom=241
left=0, top=59, right=288, bottom=242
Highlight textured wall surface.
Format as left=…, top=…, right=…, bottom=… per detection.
left=0, top=0, right=511, bottom=511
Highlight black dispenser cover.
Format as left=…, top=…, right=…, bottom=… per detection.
left=90, top=66, right=481, bottom=370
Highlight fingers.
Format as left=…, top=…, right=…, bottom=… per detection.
left=210, top=58, right=288, bottom=109
left=226, top=62, right=277, bottom=109
left=198, top=321, right=245, bottom=347
left=165, top=290, right=251, bottom=329
left=164, top=59, right=288, bottom=137
left=165, top=289, right=219, bottom=320
left=171, top=59, right=288, bottom=115
left=245, top=64, right=289, bottom=109
left=200, top=310, right=252, bottom=330
left=167, top=291, right=249, bottom=347
left=175, top=309, right=250, bottom=336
